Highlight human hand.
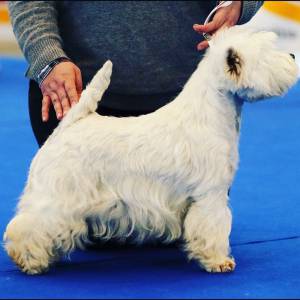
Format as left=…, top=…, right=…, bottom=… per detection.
left=193, top=1, right=242, bottom=51
left=40, top=61, right=83, bottom=122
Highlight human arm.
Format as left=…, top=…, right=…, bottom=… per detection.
left=8, top=1, right=82, bottom=121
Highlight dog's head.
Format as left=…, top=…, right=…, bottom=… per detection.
left=204, top=26, right=299, bottom=101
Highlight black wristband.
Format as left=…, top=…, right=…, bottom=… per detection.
left=37, top=57, right=70, bottom=87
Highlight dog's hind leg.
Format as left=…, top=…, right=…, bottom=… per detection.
left=3, top=191, right=90, bottom=274
left=183, top=189, right=235, bottom=273
left=3, top=207, right=88, bottom=275
left=3, top=181, right=120, bottom=275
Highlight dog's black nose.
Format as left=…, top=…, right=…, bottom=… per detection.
left=289, top=53, right=295, bottom=60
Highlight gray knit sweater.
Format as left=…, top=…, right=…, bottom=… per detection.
left=8, top=1, right=263, bottom=111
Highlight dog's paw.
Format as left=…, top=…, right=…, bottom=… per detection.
left=4, top=215, right=51, bottom=275
left=204, top=257, right=236, bottom=273
left=5, top=241, right=50, bottom=275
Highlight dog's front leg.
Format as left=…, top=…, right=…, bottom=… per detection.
left=183, top=189, right=235, bottom=273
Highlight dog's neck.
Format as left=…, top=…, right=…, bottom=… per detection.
left=159, top=61, right=238, bottom=136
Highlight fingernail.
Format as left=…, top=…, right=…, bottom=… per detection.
left=198, top=43, right=207, bottom=50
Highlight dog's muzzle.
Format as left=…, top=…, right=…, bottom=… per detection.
left=290, top=53, right=295, bottom=60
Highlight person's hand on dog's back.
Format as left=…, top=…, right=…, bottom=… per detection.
left=193, top=1, right=242, bottom=51
left=40, top=61, right=82, bottom=122
left=40, top=1, right=241, bottom=123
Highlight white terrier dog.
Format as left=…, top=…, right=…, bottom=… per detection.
left=4, top=26, right=298, bottom=275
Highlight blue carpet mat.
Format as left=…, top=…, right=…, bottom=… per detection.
left=0, top=56, right=299, bottom=299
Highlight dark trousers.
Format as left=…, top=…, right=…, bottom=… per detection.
left=28, top=80, right=155, bottom=147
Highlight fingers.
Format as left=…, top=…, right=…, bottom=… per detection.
left=193, top=1, right=241, bottom=51
left=41, top=95, right=51, bottom=122
left=74, top=67, right=83, bottom=97
left=44, top=81, right=65, bottom=120
left=194, top=9, right=226, bottom=33
left=40, top=61, right=82, bottom=121
left=49, top=91, right=63, bottom=120
left=193, top=21, right=220, bottom=35
left=196, top=40, right=209, bottom=51
left=65, top=79, right=79, bottom=108
left=193, top=20, right=220, bottom=51
left=193, top=18, right=225, bottom=51
left=56, top=87, right=71, bottom=117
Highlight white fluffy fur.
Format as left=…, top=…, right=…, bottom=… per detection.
left=4, top=26, right=298, bottom=274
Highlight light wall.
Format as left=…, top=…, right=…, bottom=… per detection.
left=0, top=1, right=22, bottom=56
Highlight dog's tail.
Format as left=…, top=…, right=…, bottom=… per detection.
left=60, top=60, right=113, bottom=129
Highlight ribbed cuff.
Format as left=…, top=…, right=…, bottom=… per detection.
left=25, top=39, right=69, bottom=82
left=238, top=1, right=262, bottom=25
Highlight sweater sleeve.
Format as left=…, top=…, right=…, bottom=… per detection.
left=8, top=1, right=69, bottom=81
left=237, top=1, right=264, bottom=25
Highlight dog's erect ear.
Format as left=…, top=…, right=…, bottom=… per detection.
left=226, top=47, right=243, bottom=81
